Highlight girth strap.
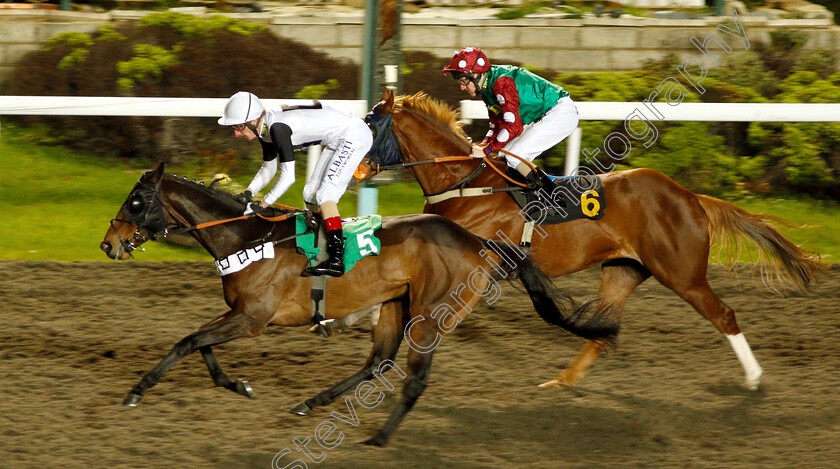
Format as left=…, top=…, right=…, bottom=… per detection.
left=425, top=187, right=496, bottom=205
left=520, top=221, right=535, bottom=250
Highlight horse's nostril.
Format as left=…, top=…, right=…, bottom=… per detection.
left=100, top=241, right=111, bottom=253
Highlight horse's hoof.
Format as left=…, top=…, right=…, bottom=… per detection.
left=361, top=434, right=389, bottom=447
left=123, top=392, right=143, bottom=407
left=308, top=323, right=330, bottom=337
left=308, top=322, right=333, bottom=338
left=538, top=379, right=569, bottom=389
left=745, top=371, right=763, bottom=391
left=236, top=380, right=255, bottom=399
left=290, top=402, right=312, bottom=416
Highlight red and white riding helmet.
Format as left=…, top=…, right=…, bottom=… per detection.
left=442, top=47, right=491, bottom=77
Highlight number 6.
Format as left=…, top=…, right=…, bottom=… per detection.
left=581, top=190, right=600, bottom=217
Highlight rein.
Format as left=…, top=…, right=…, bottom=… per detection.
left=387, top=152, right=538, bottom=205
left=382, top=154, right=530, bottom=189
left=171, top=210, right=298, bottom=236
left=111, top=176, right=304, bottom=257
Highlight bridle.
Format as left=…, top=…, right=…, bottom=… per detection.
left=109, top=177, right=301, bottom=258
left=109, top=178, right=173, bottom=258
left=360, top=104, right=406, bottom=172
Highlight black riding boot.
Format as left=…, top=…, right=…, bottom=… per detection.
left=538, top=169, right=556, bottom=189
left=525, top=169, right=555, bottom=189
left=525, top=170, right=543, bottom=188
left=302, top=229, right=346, bottom=277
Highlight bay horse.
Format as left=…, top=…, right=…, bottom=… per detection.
left=362, top=89, right=825, bottom=390
left=99, top=161, right=618, bottom=446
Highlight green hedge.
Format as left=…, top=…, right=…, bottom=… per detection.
left=2, top=15, right=837, bottom=198
left=1, top=12, right=360, bottom=179
left=545, top=36, right=838, bottom=197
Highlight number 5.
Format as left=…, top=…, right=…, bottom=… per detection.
left=357, top=229, right=378, bottom=256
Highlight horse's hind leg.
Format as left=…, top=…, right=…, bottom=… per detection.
left=540, top=259, right=650, bottom=388
left=308, top=304, right=380, bottom=337
left=290, top=300, right=407, bottom=415
left=677, top=279, right=763, bottom=389
left=363, top=315, right=436, bottom=447
left=123, top=310, right=262, bottom=406
left=199, top=346, right=255, bottom=399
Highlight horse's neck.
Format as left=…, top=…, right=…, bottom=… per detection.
left=395, top=108, right=499, bottom=195
left=161, top=177, right=267, bottom=259
left=405, top=142, right=506, bottom=196
left=399, top=134, right=481, bottom=195
left=409, top=160, right=472, bottom=195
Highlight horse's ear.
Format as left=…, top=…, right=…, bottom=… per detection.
left=378, top=87, right=395, bottom=114
left=146, top=161, right=165, bottom=184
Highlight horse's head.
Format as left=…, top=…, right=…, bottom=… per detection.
left=100, top=161, right=172, bottom=259
left=374, top=89, right=494, bottom=197
left=359, top=89, right=404, bottom=178
left=102, top=161, right=289, bottom=260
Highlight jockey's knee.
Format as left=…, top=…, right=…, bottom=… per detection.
left=315, top=183, right=345, bottom=208
left=302, top=184, right=317, bottom=202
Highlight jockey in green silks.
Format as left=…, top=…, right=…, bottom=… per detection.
left=443, top=46, right=580, bottom=187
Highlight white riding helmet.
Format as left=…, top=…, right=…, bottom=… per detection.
left=218, top=91, right=264, bottom=126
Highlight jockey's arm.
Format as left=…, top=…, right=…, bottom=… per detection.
left=262, top=161, right=295, bottom=206
left=247, top=123, right=296, bottom=206
left=482, top=77, right=523, bottom=156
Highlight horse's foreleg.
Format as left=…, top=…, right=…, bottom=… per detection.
left=363, top=318, right=435, bottom=447
left=123, top=311, right=260, bottom=406
left=291, top=301, right=405, bottom=415
left=199, top=346, right=255, bottom=399
left=541, top=260, right=649, bottom=388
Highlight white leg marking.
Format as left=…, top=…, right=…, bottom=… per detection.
left=370, top=304, right=381, bottom=328
left=727, top=332, right=763, bottom=390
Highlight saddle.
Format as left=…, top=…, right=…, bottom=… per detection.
left=295, top=214, right=383, bottom=272
left=295, top=214, right=383, bottom=335
left=507, top=169, right=606, bottom=225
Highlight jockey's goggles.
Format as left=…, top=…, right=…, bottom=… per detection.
left=232, top=121, right=260, bottom=134
left=450, top=71, right=471, bottom=81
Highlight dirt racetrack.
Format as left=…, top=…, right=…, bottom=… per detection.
left=0, top=260, right=838, bottom=468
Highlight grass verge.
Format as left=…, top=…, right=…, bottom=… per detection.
left=1, top=129, right=836, bottom=262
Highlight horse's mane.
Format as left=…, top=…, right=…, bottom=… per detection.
left=160, top=172, right=243, bottom=207
left=395, top=92, right=469, bottom=142
left=157, top=172, right=302, bottom=214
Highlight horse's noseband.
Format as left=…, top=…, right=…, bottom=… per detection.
left=110, top=179, right=171, bottom=256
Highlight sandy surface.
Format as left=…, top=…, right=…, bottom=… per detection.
left=1, top=260, right=838, bottom=468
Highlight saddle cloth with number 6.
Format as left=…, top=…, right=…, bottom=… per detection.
left=509, top=174, right=606, bottom=225
left=295, top=214, right=382, bottom=273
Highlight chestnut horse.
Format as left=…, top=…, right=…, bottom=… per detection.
left=363, top=90, right=824, bottom=390
left=100, top=161, right=618, bottom=446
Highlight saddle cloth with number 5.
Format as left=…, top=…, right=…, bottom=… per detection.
left=295, top=214, right=382, bottom=272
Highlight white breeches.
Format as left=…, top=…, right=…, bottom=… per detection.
left=502, top=96, right=579, bottom=168
left=303, top=122, right=373, bottom=206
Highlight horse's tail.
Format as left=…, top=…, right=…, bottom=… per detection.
left=484, top=240, right=619, bottom=346
left=695, top=194, right=826, bottom=292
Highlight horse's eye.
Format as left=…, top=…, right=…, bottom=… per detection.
left=128, top=193, right=145, bottom=214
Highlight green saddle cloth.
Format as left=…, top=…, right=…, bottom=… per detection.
left=295, top=214, right=383, bottom=272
